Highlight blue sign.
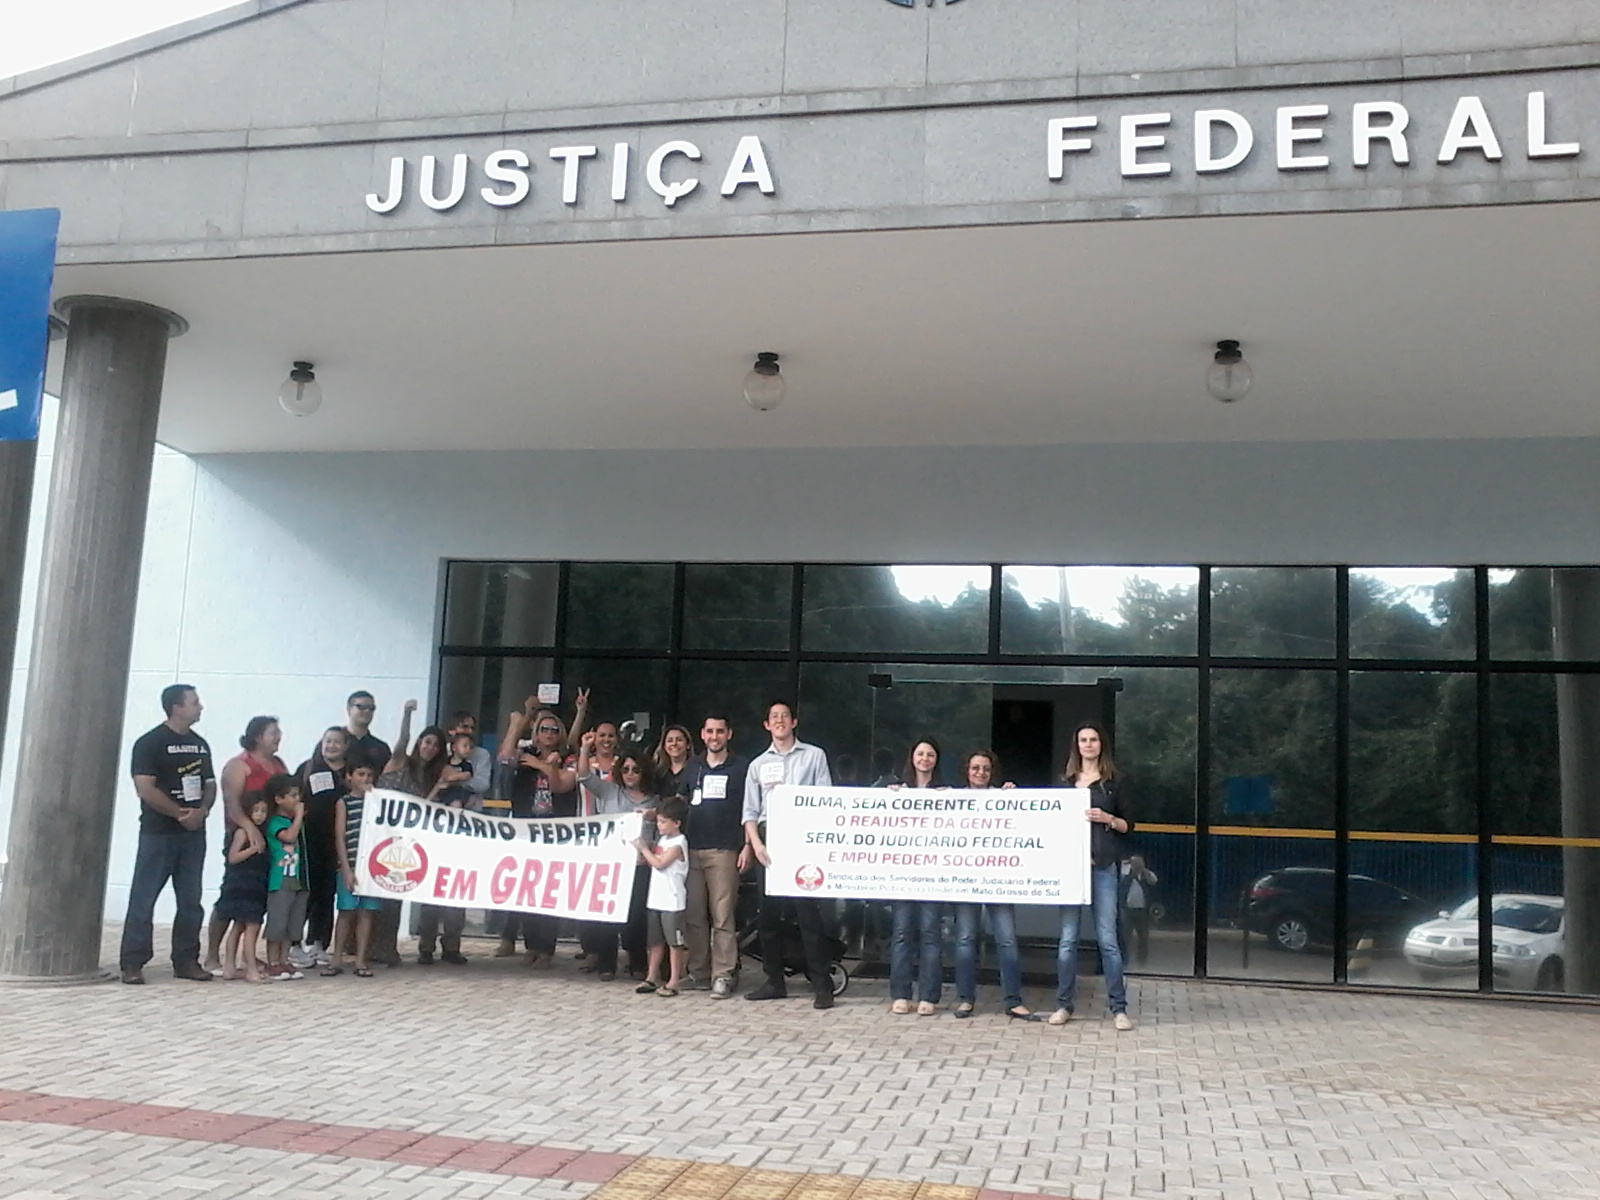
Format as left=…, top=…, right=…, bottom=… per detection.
left=1223, top=775, right=1275, bottom=816
left=0, top=208, right=61, bottom=443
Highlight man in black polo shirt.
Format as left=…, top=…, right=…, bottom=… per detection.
left=683, top=715, right=750, bottom=998
left=344, top=691, right=392, bottom=774
left=120, top=684, right=216, bottom=984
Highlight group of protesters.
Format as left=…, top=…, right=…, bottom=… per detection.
left=117, top=683, right=1138, bottom=1028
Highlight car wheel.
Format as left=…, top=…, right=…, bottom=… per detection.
left=1535, top=958, right=1565, bottom=993
left=1270, top=914, right=1312, bottom=953
left=829, top=962, right=850, bottom=997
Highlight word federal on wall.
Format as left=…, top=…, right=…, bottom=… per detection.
left=1048, top=90, right=1581, bottom=180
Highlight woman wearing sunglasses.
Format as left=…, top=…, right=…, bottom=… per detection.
left=577, top=735, right=659, bottom=981
left=493, top=705, right=578, bottom=965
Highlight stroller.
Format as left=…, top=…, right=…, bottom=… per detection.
left=735, top=874, right=851, bottom=997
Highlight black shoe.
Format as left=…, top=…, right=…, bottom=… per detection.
left=745, top=981, right=788, bottom=1001
left=1007, top=1007, right=1042, bottom=1022
left=813, top=992, right=835, bottom=1010
left=417, top=950, right=435, bottom=965
left=441, top=951, right=468, bottom=965
left=598, top=971, right=617, bottom=982
left=172, top=962, right=213, bottom=982
left=120, top=968, right=145, bottom=985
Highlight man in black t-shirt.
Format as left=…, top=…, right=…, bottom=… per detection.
left=683, top=715, right=751, bottom=998
left=343, top=690, right=392, bottom=775
left=119, top=684, right=217, bottom=985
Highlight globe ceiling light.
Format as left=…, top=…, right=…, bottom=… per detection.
left=278, top=361, right=323, bottom=417
left=742, top=351, right=785, bottom=411
left=1206, top=340, right=1252, bottom=403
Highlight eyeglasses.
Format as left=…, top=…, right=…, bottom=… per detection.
left=620, top=765, right=642, bottom=774
left=536, top=725, right=561, bottom=735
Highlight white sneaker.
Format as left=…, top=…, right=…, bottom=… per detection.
left=711, top=977, right=733, bottom=999
left=288, top=945, right=316, bottom=970
left=304, top=941, right=330, bottom=967
left=1113, top=1012, right=1135, bottom=1032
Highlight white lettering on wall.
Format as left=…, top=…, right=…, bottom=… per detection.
left=1046, top=116, right=1097, bottom=180
left=1046, top=90, right=1580, bottom=181
left=549, top=146, right=598, bottom=205
left=1437, top=96, right=1503, bottom=163
left=647, top=141, right=701, bottom=207
left=1527, top=90, right=1581, bottom=158
left=1194, top=109, right=1253, bottom=173
left=481, top=149, right=531, bottom=207
left=1120, top=113, right=1172, bottom=177
left=366, top=157, right=405, bottom=214
left=1352, top=102, right=1411, bottom=167
left=611, top=142, right=631, bottom=201
left=1276, top=104, right=1330, bottom=170
left=364, top=135, right=776, bottom=215
left=420, top=153, right=468, bottom=211
left=721, top=135, right=777, bottom=196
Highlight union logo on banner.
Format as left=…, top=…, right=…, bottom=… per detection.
left=368, top=836, right=429, bottom=894
left=795, top=864, right=826, bottom=892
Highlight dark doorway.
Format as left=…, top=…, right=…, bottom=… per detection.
left=991, top=682, right=1115, bottom=786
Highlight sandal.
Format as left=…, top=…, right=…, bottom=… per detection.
left=319, top=966, right=344, bottom=977
left=917, top=1001, right=937, bottom=1017
left=657, top=986, right=680, bottom=997
left=636, top=981, right=659, bottom=994
left=1007, top=1007, right=1041, bottom=1022
left=954, top=1003, right=974, bottom=1019
left=354, top=967, right=374, bottom=978
left=890, top=999, right=911, bottom=1015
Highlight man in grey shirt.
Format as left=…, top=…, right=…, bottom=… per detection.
left=742, top=700, right=837, bottom=1009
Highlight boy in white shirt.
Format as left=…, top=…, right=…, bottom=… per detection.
left=634, top=795, right=690, bottom=997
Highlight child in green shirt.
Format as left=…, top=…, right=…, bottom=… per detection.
left=262, top=774, right=308, bottom=980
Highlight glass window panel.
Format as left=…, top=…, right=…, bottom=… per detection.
left=1349, top=672, right=1477, bottom=991
left=1490, top=674, right=1598, bottom=996
left=1490, top=568, right=1600, bottom=662
left=434, top=655, right=555, bottom=752
left=562, top=658, right=672, bottom=750
left=566, top=563, right=674, bottom=650
left=802, top=565, right=989, bottom=655
left=1209, top=567, right=1335, bottom=658
left=675, top=660, right=793, bottom=755
left=1350, top=568, right=1474, bottom=660
left=1001, top=566, right=1198, bottom=656
left=1210, top=668, right=1337, bottom=983
left=682, top=564, right=792, bottom=652
left=442, top=562, right=559, bottom=647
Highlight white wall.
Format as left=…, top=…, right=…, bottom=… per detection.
left=5, top=431, right=1600, bottom=920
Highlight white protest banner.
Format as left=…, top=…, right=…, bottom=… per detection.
left=764, top=786, right=1091, bottom=905
left=354, top=788, right=641, bottom=922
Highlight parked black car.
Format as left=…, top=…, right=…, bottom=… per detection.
left=1240, top=866, right=1430, bottom=953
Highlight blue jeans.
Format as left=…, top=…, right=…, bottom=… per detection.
left=1056, top=863, right=1128, bottom=1014
left=889, top=900, right=943, bottom=1003
left=952, top=903, right=1026, bottom=1010
left=119, top=829, right=207, bottom=971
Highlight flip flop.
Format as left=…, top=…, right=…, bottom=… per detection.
left=319, top=966, right=343, bottom=977
left=354, top=967, right=374, bottom=978
left=635, top=981, right=659, bottom=994
left=657, top=986, right=681, bottom=997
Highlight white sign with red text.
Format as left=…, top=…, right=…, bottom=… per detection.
left=354, top=788, right=641, bottom=921
left=764, top=786, right=1091, bottom=905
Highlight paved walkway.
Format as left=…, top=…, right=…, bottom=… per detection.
left=2, top=928, right=1598, bottom=1200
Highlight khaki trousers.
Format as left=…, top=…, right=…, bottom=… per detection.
left=686, top=848, right=741, bottom=982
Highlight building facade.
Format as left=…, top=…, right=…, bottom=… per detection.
left=0, top=0, right=1597, bottom=994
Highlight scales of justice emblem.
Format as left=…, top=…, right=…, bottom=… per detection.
left=367, top=836, right=430, bottom=894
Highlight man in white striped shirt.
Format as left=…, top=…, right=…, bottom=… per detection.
left=742, top=700, right=837, bottom=1009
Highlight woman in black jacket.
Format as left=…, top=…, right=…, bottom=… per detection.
left=1052, top=721, right=1135, bottom=1031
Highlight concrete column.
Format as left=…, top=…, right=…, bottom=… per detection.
left=1552, top=568, right=1600, bottom=996
left=0, top=296, right=185, bottom=982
